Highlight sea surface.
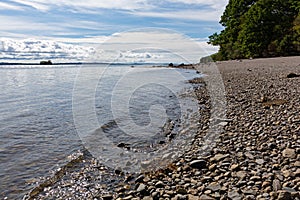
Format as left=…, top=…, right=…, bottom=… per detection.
left=0, top=64, right=200, bottom=199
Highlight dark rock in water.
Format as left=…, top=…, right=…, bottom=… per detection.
left=189, top=160, right=207, bottom=169
left=135, top=175, right=145, bottom=183
left=178, top=63, right=185, bottom=67
left=287, top=73, right=300, bottom=78
left=40, top=60, right=52, bottom=65
left=168, top=63, right=174, bottom=67
left=117, top=142, right=130, bottom=150
left=101, top=120, right=118, bottom=132
left=117, top=143, right=127, bottom=148
left=114, top=168, right=123, bottom=175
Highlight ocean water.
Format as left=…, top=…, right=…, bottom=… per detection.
left=0, top=64, right=200, bottom=199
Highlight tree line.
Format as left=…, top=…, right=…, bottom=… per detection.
left=205, top=0, right=300, bottom=61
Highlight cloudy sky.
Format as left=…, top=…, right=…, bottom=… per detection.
left=0, top=0, right=228, bottom=63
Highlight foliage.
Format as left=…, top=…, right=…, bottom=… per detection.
left=208, top=0, right=300, bottom=61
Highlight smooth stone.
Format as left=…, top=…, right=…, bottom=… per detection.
left=209, top=164, right=217, bottom=171
left=102, top=195, right=114, bottom=200
left=174, top=194, right=187, bottom=200
left=123, top=195, right=134, bottom=200
left=210, top=154, right=229, bottom=162
left=255, top=159, right=264, bottom=165
left=142, top=197, right=153, bottom=200
left=137, top=183, right=146, bottom=193
left=250, top=176, right=261, bottom=181
left=236, top=171, right=247, bottom=179
left=262, top=181, right=271, bottom=188
left=190, top=160, right=207, bottom=169
left=199, top=194, right=214, bottom=200
left=135, top=175, right=145, bottom=183
left=177, top=188, right=187, bottom=194
left=188, top=194, right=199, bottom=200
left=155, top=181, right=164, bottom=188
left=282, top=148, right=296, bottom=158
left=242, top=189, right=257, bottom=195
left=273, top=179, right=282, bottom=192
left=228, top=190, right=242, bottom=200
left=294, top=161, right=300, bottom=167
left=206, top=182, right=221, bottom=192
left=230, top=164, right=239, bottom=171
left=277, top=190, right=292, bottom=200
left=282, top=187, right=297, bottom=193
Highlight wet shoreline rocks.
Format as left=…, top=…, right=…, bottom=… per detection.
left=26, top=56, right=300, bottom=199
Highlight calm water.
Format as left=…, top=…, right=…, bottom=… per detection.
left=0, top=64, right=200, bottom=199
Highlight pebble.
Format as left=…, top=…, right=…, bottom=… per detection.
left=282, top=148, right=296, bottom=158
left=273, top=179, right=282, bottom=192
left=228, top=190, right=242, bottom=200
left=206, top=182, right=221, bottom=192
left=137, top=183, right=147, bottom=193
left=189, top=160, right=207, bottom=169
left=155, top=181, right=164, bottom=188
left=199, top=194, right=214, bottom=200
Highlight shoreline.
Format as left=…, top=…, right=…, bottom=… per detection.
left=26, top=56, right=300, bottom=199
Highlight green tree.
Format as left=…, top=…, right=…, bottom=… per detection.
left=208, top=0, right=300, bottom=60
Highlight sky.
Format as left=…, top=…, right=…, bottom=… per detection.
left=0, top=0, right=228, bottom=63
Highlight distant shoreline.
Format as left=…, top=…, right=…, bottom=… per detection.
left=0, top=62, right=170, bottom=66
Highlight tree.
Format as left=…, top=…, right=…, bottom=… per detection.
left=208, top=0, right=300, bottom=60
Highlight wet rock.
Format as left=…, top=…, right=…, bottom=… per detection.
left=135, top=175, right=145, bottom=183
left=287, top=73, right=300, bottom=78
left=189, top=160, right=207, bottom=169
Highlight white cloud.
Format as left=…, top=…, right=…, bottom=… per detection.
left=129, top=9, right=222, bottom=21
left=0, top=29, right=218, bottom=63
left=9, top=0, right=151, bottom=11
left=6, top=0, right=227, bottom=21
left=0, top=38, right=95, bottom=62
left=90, top=29, right=218, bottom=63
left=0, top=15, right=66, bottom=32
left=0, top=2, right=24, bottom=10
left=11, top=0, right=49, bottom=11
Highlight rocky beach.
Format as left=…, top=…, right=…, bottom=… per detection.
left=26, top=56, right=299, bottom=200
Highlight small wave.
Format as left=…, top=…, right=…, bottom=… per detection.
left=24, top=152, right=84, bottom=200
